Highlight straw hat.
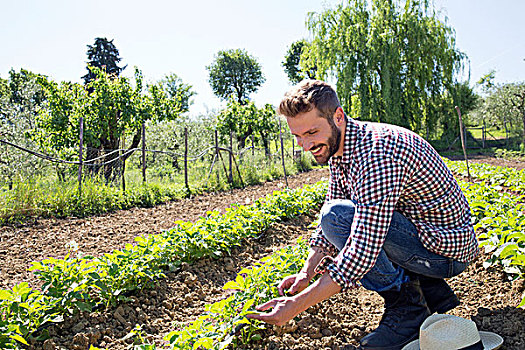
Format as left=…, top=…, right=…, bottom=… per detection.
left=402, top=314, right=503, bottom=350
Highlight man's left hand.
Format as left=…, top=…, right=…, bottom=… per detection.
left=245, top=297, right=301, bottom=326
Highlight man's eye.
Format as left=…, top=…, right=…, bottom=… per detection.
left=307, top=131, right=317, bottom=135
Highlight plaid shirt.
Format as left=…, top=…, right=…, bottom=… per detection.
left=312, top=119, right=479, bottom=291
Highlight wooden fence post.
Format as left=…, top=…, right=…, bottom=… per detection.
left=292, top=133, right=295, bottom=159
left=184, top=127, right=189, bottom=193
left=279, top=118, right=288, bottom=187
left=215, top=130, right=220, bottom=183
left=121, top=135, right=126, bottom=192
left=142, top=123, right=146, bottom=184
left=229, top=131, right=233, bottom=184
left=455, top=106, right=472, bottom=182
left=482, top=120, right=486, bottom=149
left=78, top=116, right=84, bottom=197
left=251, top=134, right=255, bottom=157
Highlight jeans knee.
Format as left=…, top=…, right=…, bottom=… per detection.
left=319, top=200, right=355, bottom=239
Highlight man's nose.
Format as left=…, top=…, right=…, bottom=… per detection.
left=299, top=138, right=312, bottom=151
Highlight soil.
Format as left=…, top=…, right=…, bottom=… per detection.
left=0, top=169, right=329, bottom=291
left=446, top=154, right=525, bottom=170
left=1, top=158, right=524, bottom=350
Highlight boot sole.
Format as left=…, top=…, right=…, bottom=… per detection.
left=357, top=332, right=418, bottom=350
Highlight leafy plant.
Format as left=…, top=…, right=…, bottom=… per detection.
left=165, top=238, right=309, bottom=349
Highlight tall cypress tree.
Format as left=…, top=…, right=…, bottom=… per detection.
left=82, top=37, right=126, bottom=84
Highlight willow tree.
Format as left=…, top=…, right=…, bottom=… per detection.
left=305, top=0, right=465, bottom=135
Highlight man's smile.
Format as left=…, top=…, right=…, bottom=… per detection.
left=310, top=144, right=324, bottom=156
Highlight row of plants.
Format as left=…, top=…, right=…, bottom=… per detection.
left=444, top=158, right=525, bottom=194
left=0, top=181, right=327, bottom=349
left=494, top=148, right=525, bottom=161
left=458, top=179, right=525, bottom=307
left=0, top=177, right=187, bottom=225
left=129, top=176, right=525, bottom=350
left=165, top=238, right=309, bottom=350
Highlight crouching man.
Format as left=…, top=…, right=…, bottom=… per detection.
left=247, top=80, right=479, bottom=350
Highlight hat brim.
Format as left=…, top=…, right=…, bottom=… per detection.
left=401, top=331, right=503, bottom=350
left=479, top=331, right=504, bottom=349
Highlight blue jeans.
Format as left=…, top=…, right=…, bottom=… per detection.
left=319, top=199, right=467, bottom=292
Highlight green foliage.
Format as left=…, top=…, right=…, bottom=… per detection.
left=457, top=179, right=525, bottom=304
left=437, top=82, right=479, bottom=143
left=444, top=159, right=525, bottom=194
left=216, top=99, right=279, bottom=150
left=207, top=49, right=265, bottom=103
left=305, top=0, right=465, bottom=135
left=33, top=67, right=193, bottom=180
left=82, top=37, right=126, bottom=84
left=165, top=238, right=310, bottom=349
left=445, top=161, right=525, bottom=305
left=282, top=40, right=317, bottom=84
left=150, top=73, right=196, bottom=115
left=0, top=176, right=186, bottom=225
left=494, top=148, right=525, bottom=161
left=471, top=82, right=525, bottom=147
left=0, top=69, right=48, bottom=186
left=0, top=181, right=327, bottom=348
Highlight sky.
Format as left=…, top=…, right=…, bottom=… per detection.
left=1, top=0, right=524, bottom=117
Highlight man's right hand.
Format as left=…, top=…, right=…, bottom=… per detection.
left=278, top=271, right=311, bottom=296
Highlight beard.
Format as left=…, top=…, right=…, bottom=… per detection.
left=312, top=119, right=341, bottom=165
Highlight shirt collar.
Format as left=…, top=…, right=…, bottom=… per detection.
left=330, top=118, right=358, bottom=167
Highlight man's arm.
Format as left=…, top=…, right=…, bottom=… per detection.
left=278, top=246, right=331, bottom=295
left=247, top=272, right=341, bottom=326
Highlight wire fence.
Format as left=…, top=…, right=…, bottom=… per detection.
left=0, top=119, right=303, bottom=197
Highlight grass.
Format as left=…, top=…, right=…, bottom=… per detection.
left=0, top=149, right=319, bottom=225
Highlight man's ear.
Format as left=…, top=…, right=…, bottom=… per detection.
left=333, top=107, right=346, bottom=127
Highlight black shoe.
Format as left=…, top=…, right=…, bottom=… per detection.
left=359, top=280, right=430, bottom=350
left=418, top=275, right=460, bottom=314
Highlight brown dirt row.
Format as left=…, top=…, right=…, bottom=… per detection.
left=0, top=168, right=329, bottom=291
left=30, top=216, right=525, bottom=350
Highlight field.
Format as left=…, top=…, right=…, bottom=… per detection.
left=1, top=158, right=524, bottom=350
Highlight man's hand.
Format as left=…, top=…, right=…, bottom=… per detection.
left=278, top=272, right=310, bottom=296
left=245, top=297, right=300, bottom=326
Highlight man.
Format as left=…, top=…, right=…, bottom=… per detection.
left=247, top=80, right=479, bottom=350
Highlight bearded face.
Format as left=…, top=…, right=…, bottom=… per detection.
left=309, top=117, right=341, bottom=165
left=286, top=108, right=344, bottom=166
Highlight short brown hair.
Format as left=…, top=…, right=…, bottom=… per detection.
left=277, top=79, right=341, bottom=119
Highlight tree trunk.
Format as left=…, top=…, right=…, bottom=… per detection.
left=262, top=137, right=271, bottom=158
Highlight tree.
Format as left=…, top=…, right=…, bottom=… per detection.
left=153, top=73, right=196, bottom=115
left=436, top=81, right=478, bottom=143
left=305, top=0, right=465, bottom=136
left=475, top=83, right=525, bottom=148
left=0, top=69, right=48, bottom=186
left=82, top=37, right=126, bottom=84
left=282, top=40, right=317, bottom=84
left=35, top=68, right=192, bottom=181
left=207, top=49, right=265, bottom=103
left=216, top=99, right=278, bottom=155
